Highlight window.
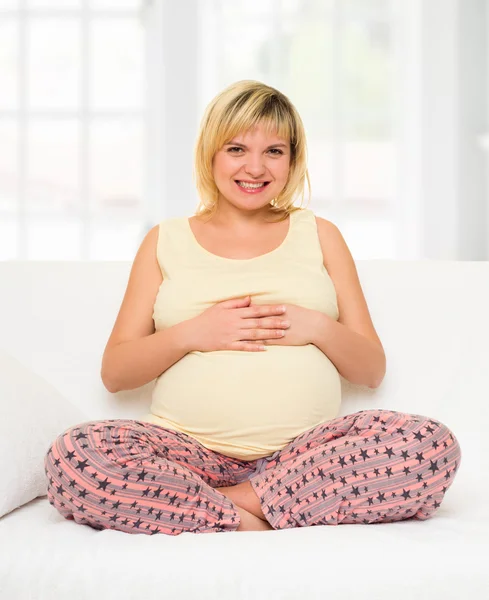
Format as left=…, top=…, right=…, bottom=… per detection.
left=2, top=0, right=401, bottom=260
left=0, top=0, right=147, bottom=260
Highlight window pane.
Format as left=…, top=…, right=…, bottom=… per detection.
left=0, top=121, right=18, bottom=211
left=0, top=215, right=18, bottom=261
left=343, top=0, right=393, bottom=20
left=89, top=118, right=143, bottom=217
left=218, top=2, right=280, bottom=82
left=27, top=120, right=80, bottom=213
left=342, top=219, right=396, bottom=259
left=90, top=18, right=144, bottom=110
left=284, top=17, right=334, bottom=135
left=282, top=0, right=334, bottom=16
left=342, top=19, right=394, bottom=139
left=307, top=141, right=395, bottom=205
left=27, top=18, right=81, bottom=111
left=89, top=218, right=144, bottom=260
left=89, top=0, right=142, bottom=9
left=26, top=216, right=82, bottom=260
left=307, top=139, right=334, bottom=201
left=0, top=19, right=18, bottom=110
left=0, top=1, right=19, bottom=9
left=27, top=0, right=81, bottom=8
left=343, top=141, right=395, bottom=202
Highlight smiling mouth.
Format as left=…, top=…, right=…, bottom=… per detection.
left=234, top=180, right=271, bottom=186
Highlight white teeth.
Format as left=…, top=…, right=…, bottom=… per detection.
left=237, top=181, right=266, bottom=189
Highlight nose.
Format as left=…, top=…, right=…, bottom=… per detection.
left=244, top=153, right=267, bottom=177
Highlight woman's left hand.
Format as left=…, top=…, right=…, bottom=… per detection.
left=249, top=302, right=323, bottom=347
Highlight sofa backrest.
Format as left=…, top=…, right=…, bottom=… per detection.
left=0, top=260, right=487, bottom=441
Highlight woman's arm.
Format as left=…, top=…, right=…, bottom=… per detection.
left=101, top=224, right=193, bottom=393
left=312, top=313, right=386, bottom=389
left=101, top=322, right=192, bottom=393
left=314, top=217, right=386, bottom=389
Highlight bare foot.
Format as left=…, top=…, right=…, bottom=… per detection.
left=236, top=506, right=273, bottom=531
left=218, top=481, right=266, bottom=521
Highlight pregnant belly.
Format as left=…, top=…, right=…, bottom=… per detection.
left=150, top=345, right=342, bottom=448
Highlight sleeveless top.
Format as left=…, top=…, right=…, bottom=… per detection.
left=137, top=208, right=342, bottom=461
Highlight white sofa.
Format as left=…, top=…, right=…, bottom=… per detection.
left=0, top=260, right=487, bottom=600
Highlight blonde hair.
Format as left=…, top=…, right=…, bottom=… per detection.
left=192, top=80, right=311, bottom=223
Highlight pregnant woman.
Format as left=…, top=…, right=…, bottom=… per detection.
left=44, top=80, right=462, bottom=535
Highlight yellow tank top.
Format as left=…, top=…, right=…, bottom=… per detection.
left=137, top=207, right=341, bottom=460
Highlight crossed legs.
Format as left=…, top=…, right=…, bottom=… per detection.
left=217, top=481, right=273, bottom=531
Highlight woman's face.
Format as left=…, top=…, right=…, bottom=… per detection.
left=212, top=122, right=291, bottom=212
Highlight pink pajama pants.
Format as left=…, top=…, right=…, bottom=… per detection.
left=44, top=409, right=462, bottom=535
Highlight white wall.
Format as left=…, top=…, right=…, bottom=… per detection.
left=145, top=0, right=200, bottom=226
left=398, top=0, right=487, bottom=260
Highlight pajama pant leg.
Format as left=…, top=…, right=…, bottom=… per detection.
left=248, top=409, right=462, bottom=530
left=44, top=419, right=246, bottom=536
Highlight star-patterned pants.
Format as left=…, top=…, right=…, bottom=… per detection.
left=44, top=409, right=462, bottom=535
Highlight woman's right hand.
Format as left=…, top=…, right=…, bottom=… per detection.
left=184, top=295, right=290, bottom=352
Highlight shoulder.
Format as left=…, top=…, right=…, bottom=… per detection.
left=132, top=224, right=160, bottom=265
left=314, top=214, right=340, bottom=235
left=139, top=223, right=160, bottom=245
left=314, top=215, right=347, bottom=269
left=144, top=223, right=160, bottom=246
left=314, top=215, right=385, bottom=355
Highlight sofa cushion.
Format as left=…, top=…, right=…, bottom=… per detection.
left=0, top=481, right=484, bottom=600
left=0, top=350, right=89, bottom=519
